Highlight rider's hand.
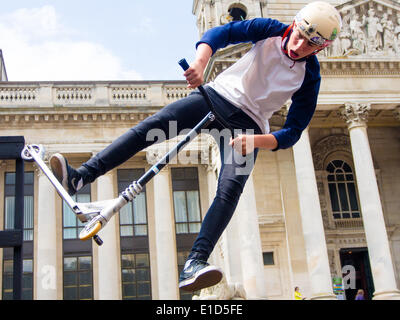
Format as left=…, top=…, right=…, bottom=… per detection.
left=183, top=43, right=212, bottom=89
left=184, top=61, right=205, bottom=89
left=229, top=134, right=256, bottom=156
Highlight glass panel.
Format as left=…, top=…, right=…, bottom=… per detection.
left=24, top=196, right=34, bottom=229
left=134, top=225, right=147, bottom=236
left=133, top=193, right=147, bottom=224
left=326, top=162, right=335, bottom=172
left=23, top=274, right=33, bottom=288
left=336, top=174, right=345, bottom=181
left=79, top=271, right=92, bottom=285
left=187, top=191, right=201, bottom=222
left=352, top=212, right=360, bottom=218
left=63, top=228, right=77, bottom=239
left=4, top=260, right=13, bottom=272
left=5, top=196, right=15, bottom=229
left=345, top=174, right=353, bottom=181
left=347, top=183, right=359, bottom=211
left=64, top=272, right=78, bottom=286
left=343, top=162, right=352, bottom=172
left=122, top=269, right=136, bottom=282
left=79, top=286, right=92, bottom=300
left=63, top=201, right=77, bottom=228
left=173, top=191, right=187, bottom=222
left=332, top=160, right=343, bottom=168
left=189, top=222, right=201, bottom=233
left=176, top=223, right=188, bottom=234
left=136, top=254, right=149, bottom=267
left=338, top=183, right=349, bottom=211
left=123, top=284, right=135, bottom=297
left=137, top=283, right=150, bottom=296
left=23, top=259, right=33, bottom=273
left=120, top=204, right=133, bottom=225
left=328, top=184, right=340, bottom=212
left=120, top=225, right=133, bottom=237
left=136, top=268, right=150, bottom=281
left=64, top=287, right=77, bottom=300
left=122, top=254, right=135, bottom=268
left=64, top=257, right=78, bottom=271
left=79, top=257, right=91, bottom=270
left=5, top=172, right=16, bottom=184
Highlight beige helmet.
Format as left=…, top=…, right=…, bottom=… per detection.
left=294, top=1, right=342, bottom=47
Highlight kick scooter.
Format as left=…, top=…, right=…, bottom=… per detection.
left=21, top=59, right=233, bottom=246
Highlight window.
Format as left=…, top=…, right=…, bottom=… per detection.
left=263, top=252, right=274, bottom=266
left=118, top=169, right=148, bottom=237
left=327, top=160, right=361, bottom=219
left=118, top=169, right=147, bottom=237
left=228, top=6, right=247, bottom=21
left=2, top=172, right=34, bottom=300
left=2, top=259, right=33, bottom=300
left=177, top=251, right=200, bottom=300
left=63, top=184, right=91, bottom=239
left=118, top=169, right=151, bottom=300
left=172, top=168, right=202, bottom=300
left=171, top=168, right=202, bottom=234
left=121, top=253, right=151, bottom=300
left=4, top=172, right=34, bottom=240
left=62, top=183, right=93, bottom=300
left=63, top=256, right=93, bottom=300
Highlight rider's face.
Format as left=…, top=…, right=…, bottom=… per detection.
left=286, top=27, right=324, bottom=60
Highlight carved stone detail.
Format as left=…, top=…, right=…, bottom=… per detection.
left=312, top=134, right=352, bottom=170
left=340, top=102, right=371, bottom=129
left=324, top=0, right=400, bottom=58
left=192, top=275, right=247, bottom=300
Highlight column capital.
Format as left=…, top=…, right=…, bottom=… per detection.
left=394, top=106, right=400, bottom=121
left=340, top=102, right=371, bottom=129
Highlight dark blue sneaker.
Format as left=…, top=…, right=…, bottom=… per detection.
left=179, top=259, right=223, bottom=292
left=50, top=153, right=83, bottom=196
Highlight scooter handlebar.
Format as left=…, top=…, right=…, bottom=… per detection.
left=178, top=58, right=190, bottom=71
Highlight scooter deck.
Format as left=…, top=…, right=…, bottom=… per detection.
left=21, top=145, right=104, bottom=245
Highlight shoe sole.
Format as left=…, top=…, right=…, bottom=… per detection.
left=179, top=266, right=223, bottom=292
left=50, top=153, right=69, bottom=192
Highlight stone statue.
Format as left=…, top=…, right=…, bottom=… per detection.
left=362, top=9, right=383, bottom=54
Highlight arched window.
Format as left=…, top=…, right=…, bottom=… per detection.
left=326, top=160, right=361, bottom=220
left=228, top=4, right=247, bottom=21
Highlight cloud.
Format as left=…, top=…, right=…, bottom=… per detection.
left=0, top=5, right=142, bottom=81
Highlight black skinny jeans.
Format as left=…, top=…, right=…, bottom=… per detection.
left=79, top=86, right=262, bottom=261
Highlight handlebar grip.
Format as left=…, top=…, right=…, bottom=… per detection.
left=178, top=58, right=190, bottom=71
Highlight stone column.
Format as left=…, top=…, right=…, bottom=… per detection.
left=36, top=166, right=58, bottom=299
left=236, top=174, right=268, bottom=299
left=149, top=149, right=179, bottom=299
left=340, top=102, right=400, bottom=300
left=292, top=128, right=336, bottom=300
left=96, top=171, right=120, bottom=299
left=276, top=148, right=311, bottom=298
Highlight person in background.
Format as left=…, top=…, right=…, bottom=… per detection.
left=355, top=289, right=365, bottom=300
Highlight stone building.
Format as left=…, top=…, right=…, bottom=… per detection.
left=0, top=0, right=400, bottom=300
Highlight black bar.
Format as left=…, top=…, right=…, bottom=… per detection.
left=137, top=111, right=214, bottom=187
left=13, top=157, right=24, bottom=300
left=0, top=230, right=23, bottom=247
left=0, top=136, right=25, bottom=159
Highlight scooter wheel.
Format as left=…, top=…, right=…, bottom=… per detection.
left=93, top=235, right=103, bottom=246
left=79, top=221, right=102, bottom=241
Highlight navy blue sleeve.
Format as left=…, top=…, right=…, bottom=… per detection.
left=196, top=18, right=288, bottom=54
left=271, top=57, right=321, bottom=150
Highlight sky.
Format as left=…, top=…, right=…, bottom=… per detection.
left=0, top=1, right=200, bottom=81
